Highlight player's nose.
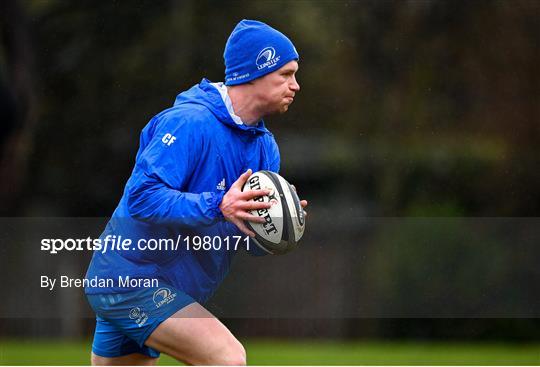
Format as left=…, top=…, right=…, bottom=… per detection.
left=290, top=75, right=300, bottom=92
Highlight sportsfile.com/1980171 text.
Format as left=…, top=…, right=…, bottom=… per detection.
left=40, top=235, right=250, bottom=254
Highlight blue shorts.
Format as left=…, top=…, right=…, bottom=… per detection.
left=87, top=285, right=195, bottom=358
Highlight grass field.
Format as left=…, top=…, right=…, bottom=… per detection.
left=1, top=339, right=539, bottom=365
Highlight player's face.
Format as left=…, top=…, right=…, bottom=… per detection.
left=252, top=61, right=300, bottom=115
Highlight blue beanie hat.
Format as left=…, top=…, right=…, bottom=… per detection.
left=224, top=19, right=299, bottom=86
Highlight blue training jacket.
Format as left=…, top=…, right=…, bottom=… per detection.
left=85, top=78, right=280, bottom=303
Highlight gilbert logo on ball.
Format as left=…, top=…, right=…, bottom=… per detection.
left=242, top=170, right=305, bottom=255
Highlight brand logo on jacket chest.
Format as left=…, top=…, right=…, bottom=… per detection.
left=216, top=178, right=226, bottom=191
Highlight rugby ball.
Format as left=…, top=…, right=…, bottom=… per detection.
left=241, top=170, right=305, bottom=255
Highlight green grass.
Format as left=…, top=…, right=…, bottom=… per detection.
left=0, top=339, right=539, bottom=365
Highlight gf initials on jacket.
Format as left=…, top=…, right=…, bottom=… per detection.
left=161, top=133, right=177, bottom=146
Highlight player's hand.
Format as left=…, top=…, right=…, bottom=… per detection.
left=291, top=184, right=308, bottom=217
left=219, top=169, right=272, bottom=237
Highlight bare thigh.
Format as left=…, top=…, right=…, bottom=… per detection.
left=145, top=302, right=246, bottom=365
left=91, top=352, right=158, bottom=366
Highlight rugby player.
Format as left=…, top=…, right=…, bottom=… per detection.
left=85, top=19, right=307, bottom=365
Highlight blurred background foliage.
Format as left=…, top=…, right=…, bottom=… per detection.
left=2, top=0, right=536, bottom=218
left=1, top=0, right=539, bottom=342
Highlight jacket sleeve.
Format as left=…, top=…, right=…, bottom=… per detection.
left=126, top=114, right=224, bottom=227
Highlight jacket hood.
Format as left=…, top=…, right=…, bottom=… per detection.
left=173, top=78, right=270, bottom=135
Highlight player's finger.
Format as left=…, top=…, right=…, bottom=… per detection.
left=300, top=200, right=308, bottom=208
left=240, top=200, right=272, bottom=211
left=231, top=169, right=252, bottom=189
left=238, top=212, right=267, bottom=224
left=240, top=188, right=271, bottom=200
left=234, top=219, right=256, bottom=237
